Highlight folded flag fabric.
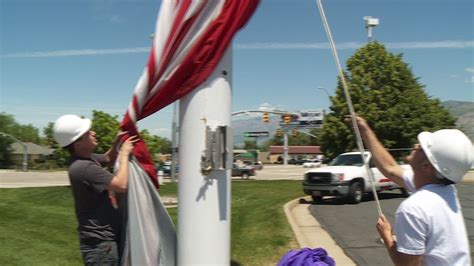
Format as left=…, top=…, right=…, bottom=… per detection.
left=278, top=247, right=336, bottom=266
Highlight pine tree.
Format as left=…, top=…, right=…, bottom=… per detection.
left=320, top=42, right=455, bottom=159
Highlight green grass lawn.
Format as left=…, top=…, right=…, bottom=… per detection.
left=0, top=180, right=302, bottom=265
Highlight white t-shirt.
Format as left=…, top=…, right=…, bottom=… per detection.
left=395, top=169, right=471, bottom=265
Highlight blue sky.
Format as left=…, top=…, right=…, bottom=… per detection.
left=1, top=0, right=473, bottom=139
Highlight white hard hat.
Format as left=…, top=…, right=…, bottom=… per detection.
left=53, top=115, right=91, bottom=147
left=418, top=129, right=473, bottom=183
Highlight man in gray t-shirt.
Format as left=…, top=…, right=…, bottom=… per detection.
left=69, top=154, right=121, bottom=244
left=54, top=114, right=137, bottom=265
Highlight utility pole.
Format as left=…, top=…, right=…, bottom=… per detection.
left=178, top=47, right=232, bottom=264
left=317, top=86, right=330, bottom=98
left=170, top=102, right=178, bottom=182
left=283, top=131, right=289, bottom=165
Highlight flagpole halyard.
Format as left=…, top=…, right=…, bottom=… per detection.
left=315, top=0, right=383, bottom=216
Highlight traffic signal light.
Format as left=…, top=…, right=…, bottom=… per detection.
left=262, top=112, right=269, bottom=123
left=283, top=114, right=291, bottom=124
left=276, top=128, right=282, bottom=137
left=292, top=128, right=298, bottom=137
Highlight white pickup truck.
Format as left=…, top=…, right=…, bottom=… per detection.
left=302, top=151, right=410, bottom=204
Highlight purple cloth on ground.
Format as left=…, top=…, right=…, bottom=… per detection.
left=278, top=247, right=335, bottom=266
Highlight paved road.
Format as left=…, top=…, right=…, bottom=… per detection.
left=0, top=164, right=311, bottom=188
left=0, top=170, right=71, bottom=188
left=2, top=165, right=473, bottom=186
left=307, top=184, right=474, bottom=265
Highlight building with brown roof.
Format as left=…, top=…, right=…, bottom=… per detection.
left=268, top=146, right=322, bottom=164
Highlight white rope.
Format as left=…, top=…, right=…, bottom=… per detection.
left=315, top=0, right=382, bottom=216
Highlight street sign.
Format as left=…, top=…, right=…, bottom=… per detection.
left=279, top=109, right=324, bottom=129
left=243, top=131, right=269, bottom=138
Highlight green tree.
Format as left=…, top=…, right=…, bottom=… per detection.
left=45, top=110, right=172, bottom=166
left=0, top=113, right=42, bottom=167
left=260, top=133, right=283, bottom=151
left=287, top=130, right=312, bottom=146
left=0, top=113, right=41, bottom=143
left=91, top=110, right=120, bottom=154
left=320, top=42, right=455, bottom=159
left=140, top=129, right=172, bottom=160
left=243, top=140, right=258, bottom=150
left=0, top=113, right=16, bottom=166
left=43, top=122, right=70, bottom=167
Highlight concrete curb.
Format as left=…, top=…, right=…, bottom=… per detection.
left=283, top=198, right=308, bottom=247
left=283, top=196, right=356, bottom=265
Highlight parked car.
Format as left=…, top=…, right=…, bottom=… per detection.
left=157, top=161, right=179, bottom=175
left=302, top=159, right=322, bottom=168
left=243, top=161, right=263, bottom=170
left=232, top=163, right=256, bottom=179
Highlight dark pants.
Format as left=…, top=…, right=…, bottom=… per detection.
left=80, top=241, right=119, bottom=266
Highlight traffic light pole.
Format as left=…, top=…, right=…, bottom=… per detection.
left=231, top=110, right=299, bottom=117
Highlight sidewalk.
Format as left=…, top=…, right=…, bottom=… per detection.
left=284, top=196, right=356, bottom=265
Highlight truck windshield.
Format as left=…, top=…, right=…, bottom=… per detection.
left=328, top=154, right=364, bottom=166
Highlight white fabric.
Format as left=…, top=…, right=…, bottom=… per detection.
left=395, top=170, right=471, bottom=265
left=119, top=158, right=177, bottom=265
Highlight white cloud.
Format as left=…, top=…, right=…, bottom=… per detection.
left=465, top=77, right=474, bottom=83
left=109, top=15, right=122, bottom=24
left=152, top=128, right=170, bottom=133
left=465, top=67, right=474, bottom=73
left=2, top=40, right=473, bottom=58
left=1, top=47, right=149, bottom=58
left=235, top=42, right=362, bottom=50
left=235, top=40, right=474, bottom=50
left=258, top=102, right=277, bottom=111
left=387, top=41, right=474, bottom=49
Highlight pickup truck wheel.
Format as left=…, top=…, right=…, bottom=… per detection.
left=242, top=172, right=249, bottom=179
left=400, top=188, right=410, bottom=197
left=311, top=195, right=323, bottom=202
left=347, top=181, right=363, bottom=204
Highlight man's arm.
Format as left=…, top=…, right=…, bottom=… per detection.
left=349, top=116, right=406, bottom=188
left=377, top=215, right=423, bottom=266
left=107, top=136, right=137, bottom=193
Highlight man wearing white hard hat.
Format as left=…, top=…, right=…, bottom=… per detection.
left=53, top=114, right=137, bottom=265
left=351, top=115, right=472, bottom=266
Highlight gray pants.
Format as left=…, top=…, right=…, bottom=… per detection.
left=80, top=241, right=119, bottom=266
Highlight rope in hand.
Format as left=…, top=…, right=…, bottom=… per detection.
left=315, top=0, right=383, bottom=216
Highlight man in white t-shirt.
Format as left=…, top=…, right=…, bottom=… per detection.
left=351, top=115, right=472, bottom=266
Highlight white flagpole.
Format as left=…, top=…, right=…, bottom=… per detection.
left=315, top=0, right=383, bottom=216
left=178, top=47, right=232, bottom=265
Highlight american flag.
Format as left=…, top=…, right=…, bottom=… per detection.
left=119, top=0, right=260, bottom=187
left=118, top=1, right=259, bottom=264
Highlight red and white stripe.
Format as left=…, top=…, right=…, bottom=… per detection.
left=119, top=0, right=260, bottom=187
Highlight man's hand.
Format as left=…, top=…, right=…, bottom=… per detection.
left=377, top=214, right=393, bottom=244
left=377, top=214, right=423, bottom=266
left=107, top=135, right=139, bottom=193
left=119, top=135, right=138, bottom=156
left=344, top=114, right=370, bottom=131
left=111, top=131, right=128, bottom=150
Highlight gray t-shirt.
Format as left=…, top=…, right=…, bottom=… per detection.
left=68, top=154, right=122, bottom=243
